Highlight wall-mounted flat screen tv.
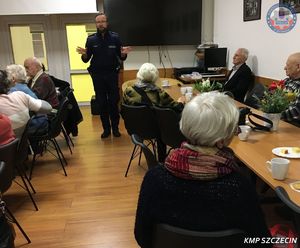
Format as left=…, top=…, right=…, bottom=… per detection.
left=104, top=0, right=202, bottom=46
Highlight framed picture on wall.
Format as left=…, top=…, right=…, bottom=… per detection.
left=243, top=0, right=262, bottom=21
left=279, top=0, right=300, bottom=13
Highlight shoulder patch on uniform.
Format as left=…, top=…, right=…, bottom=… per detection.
left=88, top=33, right=96, bottom=38
left=109, top=31, right=119, bottom=37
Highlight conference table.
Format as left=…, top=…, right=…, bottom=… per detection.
left=122, top=78, right=300, bottom=206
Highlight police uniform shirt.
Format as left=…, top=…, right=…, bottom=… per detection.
left=84, top=31, right=124, bottom=73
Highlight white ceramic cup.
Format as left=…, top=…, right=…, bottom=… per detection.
left=162, top=80, right=170, bottom=87
left=186, top=86, right=193, bottom=93
left=185, top=92, right=193, bottom=102
left=238, top=125, right=251, bottom=141
left=180, top=87, right=187, bottom=95
left=266, top=158, right=290, bottom=180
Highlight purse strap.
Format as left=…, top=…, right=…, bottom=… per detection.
left=133, top=86, right=154, bottom=106
left=248, top=112, right=273, bottom=131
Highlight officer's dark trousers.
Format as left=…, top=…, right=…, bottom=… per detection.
left=91, top=71, right=120, bottom=132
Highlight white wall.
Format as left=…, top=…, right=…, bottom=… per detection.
left=124, top=45, right=197, bottom=70
left=0, top=0, right=213, bottom=75
left=214, top=0, right=300, bottom=79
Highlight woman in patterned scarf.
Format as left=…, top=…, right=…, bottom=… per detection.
left=134, top=92, right=271, bottom=248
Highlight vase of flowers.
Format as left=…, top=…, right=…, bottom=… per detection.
left=259, top=80, right=292, bottom=131
left=194, top=78, right=223, bottom=93
left=262, top=112, right=281, bottom=131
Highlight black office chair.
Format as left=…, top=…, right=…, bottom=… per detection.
left=15, top=118, right=38, bottom=210
left=153, top=223, right=245, bottom=248
left=29, top=98, right=69, bottom=179
left=0, top=159, right=31, bottom=243
left=244, top=82, right=265, bottom=109
left=131, top=134, right=159, bottom=170
left=59, top=96, right=74, bottom=154
left=0, top=135, right=36, bottom=202
left=0, top=137, right=37, bottom=211
left=275, top=186, right=300, bottom=233
left=153, top=106, right=186, bottom=154
left=121, top=103, right=160, bottom=177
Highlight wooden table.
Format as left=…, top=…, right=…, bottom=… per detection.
left=230, top=114, right=300, bottom=205
left=179, top=74, right=226, bottom=84
left=123, top=80, right=300, bottom=206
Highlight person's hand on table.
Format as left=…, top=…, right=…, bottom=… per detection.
left=177, top=96, right=186, bottom=104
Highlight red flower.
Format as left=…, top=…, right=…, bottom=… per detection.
left=268, top=80, right=285, bottom=91
left=268, top=81, right=278, bottom=91
left=278, top=80, right=285, bottom=88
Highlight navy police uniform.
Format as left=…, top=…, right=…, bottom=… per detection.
left=82, top=30, right=126, bottom=134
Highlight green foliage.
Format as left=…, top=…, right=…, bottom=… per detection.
left=260, top=88, right=290, bottom=113
left=193, top=79, right=223, bottom=93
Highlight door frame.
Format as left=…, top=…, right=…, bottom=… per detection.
left=0, top=14, right=96, bottom=84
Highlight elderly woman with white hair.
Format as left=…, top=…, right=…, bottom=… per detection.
left=0, top=70, right=52, bottom=138
left=6, top=64, right=37, bottom=99
left=134, top=92, right=271, bottom=248
left=123, top=62, right=184, bottom=113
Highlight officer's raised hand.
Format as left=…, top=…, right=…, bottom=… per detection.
left=121, top=46, right=132, bottom=56
left=76, top=46, right=87, bottom=55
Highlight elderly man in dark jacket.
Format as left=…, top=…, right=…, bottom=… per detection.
left=24, top=57, right=59, bottom=109
left=223, top=48, right=254, bottom=103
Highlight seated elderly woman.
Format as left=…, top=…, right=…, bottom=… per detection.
left=6, top=64, right=37, bottom=99
left=134, top=92, right=271, bottom=248
left=123, top=62, right=184, bottom=113
left=0, top=70, right=52, bottom=138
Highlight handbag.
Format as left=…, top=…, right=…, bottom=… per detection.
left=28, top=114, right=49, bottom=136
left=239, top=107, right=273, bottom=131
left=132, top=86, right=157, bottom=107
left=0, top=198, right=15, bottom=248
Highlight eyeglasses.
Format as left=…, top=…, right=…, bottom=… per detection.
left=96, top=20, right=107, bottom=24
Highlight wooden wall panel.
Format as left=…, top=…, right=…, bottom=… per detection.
left=121, top=68, right=278, bottom=87
left=121, top=68, right=175, bottom=84
left=255, top=76, right=278, bottom=86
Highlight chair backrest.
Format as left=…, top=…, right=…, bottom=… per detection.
left=16, top=117, right=32, bottom=168
left=49, top=97, right=69, bottom=138
left=131, top=134, right=158, bottom=169
left=153, top=223, right=245, bottom=248
left=275, top=186, right=300, bottom=213
left=0, top=139, right=19, bottom=193
left=153, top=106, right=186, bottom=149
left=121, top=103, right=160, bottom=140
left=275, top=186, right=300, bottom=233
left=244, top=82, right=265, bottom=109
left=0, top=161, right=7, bottom=192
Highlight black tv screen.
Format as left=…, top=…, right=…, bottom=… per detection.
left=104, top=0, right=202, bottom=46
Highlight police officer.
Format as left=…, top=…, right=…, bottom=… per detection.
left=77, top=13, right=131, bottom=138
